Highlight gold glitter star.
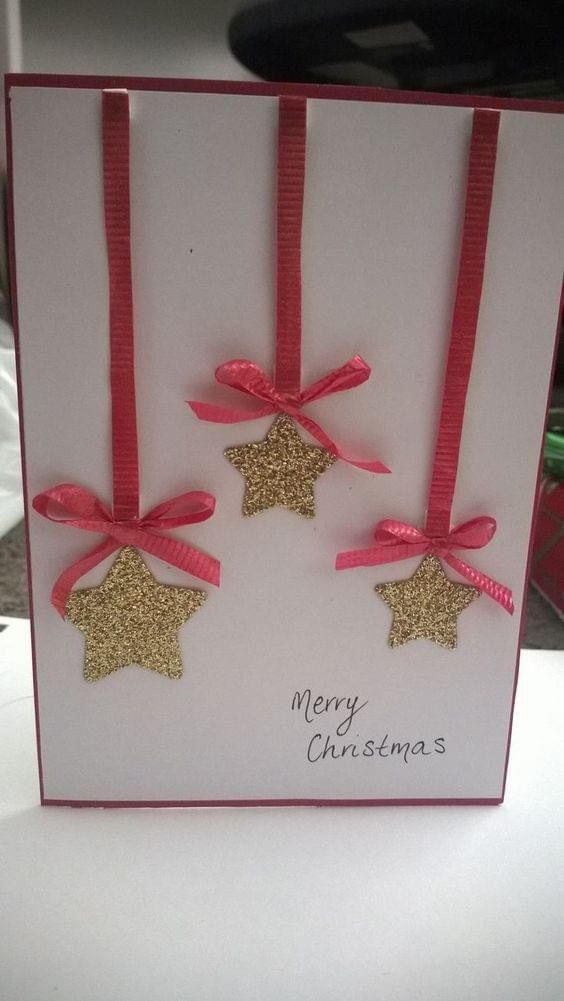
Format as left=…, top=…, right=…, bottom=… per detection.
left=224, top=414, right=336, bottom=518
left=65, top=547, right=206, bottom=681
left=375, top=554, right=479, bottom=650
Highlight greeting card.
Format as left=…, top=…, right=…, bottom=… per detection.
left=7, top=75, right=564, bottom=806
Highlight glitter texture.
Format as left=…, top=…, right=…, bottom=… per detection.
left=65, top=547, right=206, bottom=681
left=224, top=414, right=336, bottom=518
left=374, top=554, right=479, bottom=649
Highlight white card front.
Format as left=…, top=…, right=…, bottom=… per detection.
left=8, top=80, right=564, bottom=804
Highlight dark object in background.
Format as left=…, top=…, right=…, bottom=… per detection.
left=229, top=0, right=564, bottom=96
left=530, top=409, right=564, bottom=619
left=544, top=408, right=564, bottom=481
left=531, top=485, right=564, bottom=621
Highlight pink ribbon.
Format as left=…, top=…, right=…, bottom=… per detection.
left=33, top=91, right=221, bottom=618
left=188, top=356, right=390, bottom=473
left=336, top=515, right=514, bottom=612
left=33, top=485, right=220, bottom=616
left=336, top=110, right=513, bottom=615
left=188, top=98, right=388, bottom=476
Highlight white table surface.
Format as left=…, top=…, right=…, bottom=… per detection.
left=1, top=615, right=563, bottom=1001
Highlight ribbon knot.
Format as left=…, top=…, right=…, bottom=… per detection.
left=336, top=515, right=514, bottom=613
left=33, top=483, right=221, bottom=617
left=188, top=355, right=390, bottom=474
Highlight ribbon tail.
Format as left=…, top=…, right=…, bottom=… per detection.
left=52, top=538, right=120, bottom=617
left=187, top=400, right=276, bottom=424
left=336, top=542, right=429, bottom=570
left=134, top=531, right=221, bottom=587
left=294, top=413, right=391, bottom=473
left=443, top=554, right=514, bottom=613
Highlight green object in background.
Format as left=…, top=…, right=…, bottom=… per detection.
left=545, top=409, right=564, bottom=480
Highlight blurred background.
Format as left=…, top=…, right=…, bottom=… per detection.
left=0, top=0, right=562, bottom=643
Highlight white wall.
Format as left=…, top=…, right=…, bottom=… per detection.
left=20, top=0, right=254, bottom=80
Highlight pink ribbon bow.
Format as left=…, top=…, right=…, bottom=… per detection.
left=188, top=355, right=390, bottom=473
left=33, top=484, right=221, bottom=616
left=336, top=515, right=514, bottom=612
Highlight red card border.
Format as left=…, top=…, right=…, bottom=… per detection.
left=6, top=73, right=563, bottom=809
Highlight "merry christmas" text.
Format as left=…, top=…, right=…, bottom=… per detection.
left=291, top=689, right=446, bottom=764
